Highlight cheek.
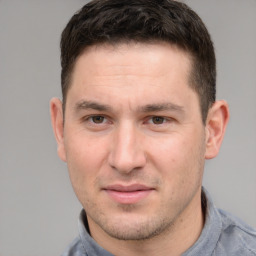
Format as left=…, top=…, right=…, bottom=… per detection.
left=64, top=134, right=108, bottom=194
left=147, top=133, right=205, bottom=185
left=147, top=134, right=189, bottom=166
left=65, top=130, right=107, bottom=165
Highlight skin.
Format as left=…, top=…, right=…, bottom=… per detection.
left=51, top=43, right=229, bottom=256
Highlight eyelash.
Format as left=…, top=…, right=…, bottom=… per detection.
left=146, top=116, right=169, bottom=125
left=83, top=115, right=110, bottom=125
left=83, top=115, right=172, bottom=126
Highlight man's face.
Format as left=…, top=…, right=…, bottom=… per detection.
left=58, top=43, right=208, bottom=240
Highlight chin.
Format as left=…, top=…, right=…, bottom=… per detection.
left=95, top=213, right=174, bottom=241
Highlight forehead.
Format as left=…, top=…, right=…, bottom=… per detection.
left=71, top=42, right=192, bottom=85
left=66, top=42, right=198, bottom=113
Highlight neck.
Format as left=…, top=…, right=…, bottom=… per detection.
left=89, top=188, right=204, bottom=256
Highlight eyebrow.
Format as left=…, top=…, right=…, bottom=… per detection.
left=139, top=103, right=184, bottom=113
left=75, top=100, right=112, bottom=112
left=75, top=100, right=184, bottom=114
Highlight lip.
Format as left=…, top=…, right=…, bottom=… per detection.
left=103, top=184, right=154, bottom=204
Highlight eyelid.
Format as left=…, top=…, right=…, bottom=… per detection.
left=145, top=116, right=173, bottom=124
left=82, top=114, right=112, bottom=124
left=81, top=114, right=174, bottom=127
left=90, top=115, right=107, bottom=123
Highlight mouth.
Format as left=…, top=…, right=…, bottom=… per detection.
left=103, top=184, right=155, bottom=204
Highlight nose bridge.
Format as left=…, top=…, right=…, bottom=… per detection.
left=109, top=120, right=146, bottom=173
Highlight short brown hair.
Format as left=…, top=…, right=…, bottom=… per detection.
left=60, top=0, right=216, bottom=123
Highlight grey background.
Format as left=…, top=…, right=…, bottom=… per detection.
left=0, top=0, right=255, bottom=255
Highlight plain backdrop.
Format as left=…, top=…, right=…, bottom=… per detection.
left=0, top=0, right=255, bottom=255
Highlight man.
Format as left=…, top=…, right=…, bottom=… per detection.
left=50, top=0, right=256, bottom=255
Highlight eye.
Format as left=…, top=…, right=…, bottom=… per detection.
left=90, top=116, right=106, bottom=124
left=151, top=116, right=165, bottom=124
left=81, top=114, right=112, bottom=131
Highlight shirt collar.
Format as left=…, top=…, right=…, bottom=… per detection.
left=183, top=187, right=222, bottom=255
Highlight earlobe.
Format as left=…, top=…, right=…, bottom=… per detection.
left=205, top=100, right=229, bottom=159
left=50, top=98, right=67, bottom=162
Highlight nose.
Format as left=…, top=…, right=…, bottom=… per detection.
left=108, top=122, right=146, bottom=174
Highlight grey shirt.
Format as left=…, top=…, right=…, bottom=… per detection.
left=61, top=188, right=256, bottom=255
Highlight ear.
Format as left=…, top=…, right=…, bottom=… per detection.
left=50, top=98, right=67, bottom=162
left=205, top=100, right=229, bottom=159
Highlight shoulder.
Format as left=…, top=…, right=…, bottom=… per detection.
left=215, top=209, right=256, bottom=255
left=61, top=237, right=86, bottom=256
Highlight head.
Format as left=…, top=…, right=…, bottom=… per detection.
left=51, top=0, right=229, bottom=253
left=60, top=0, right=216, bottom=124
